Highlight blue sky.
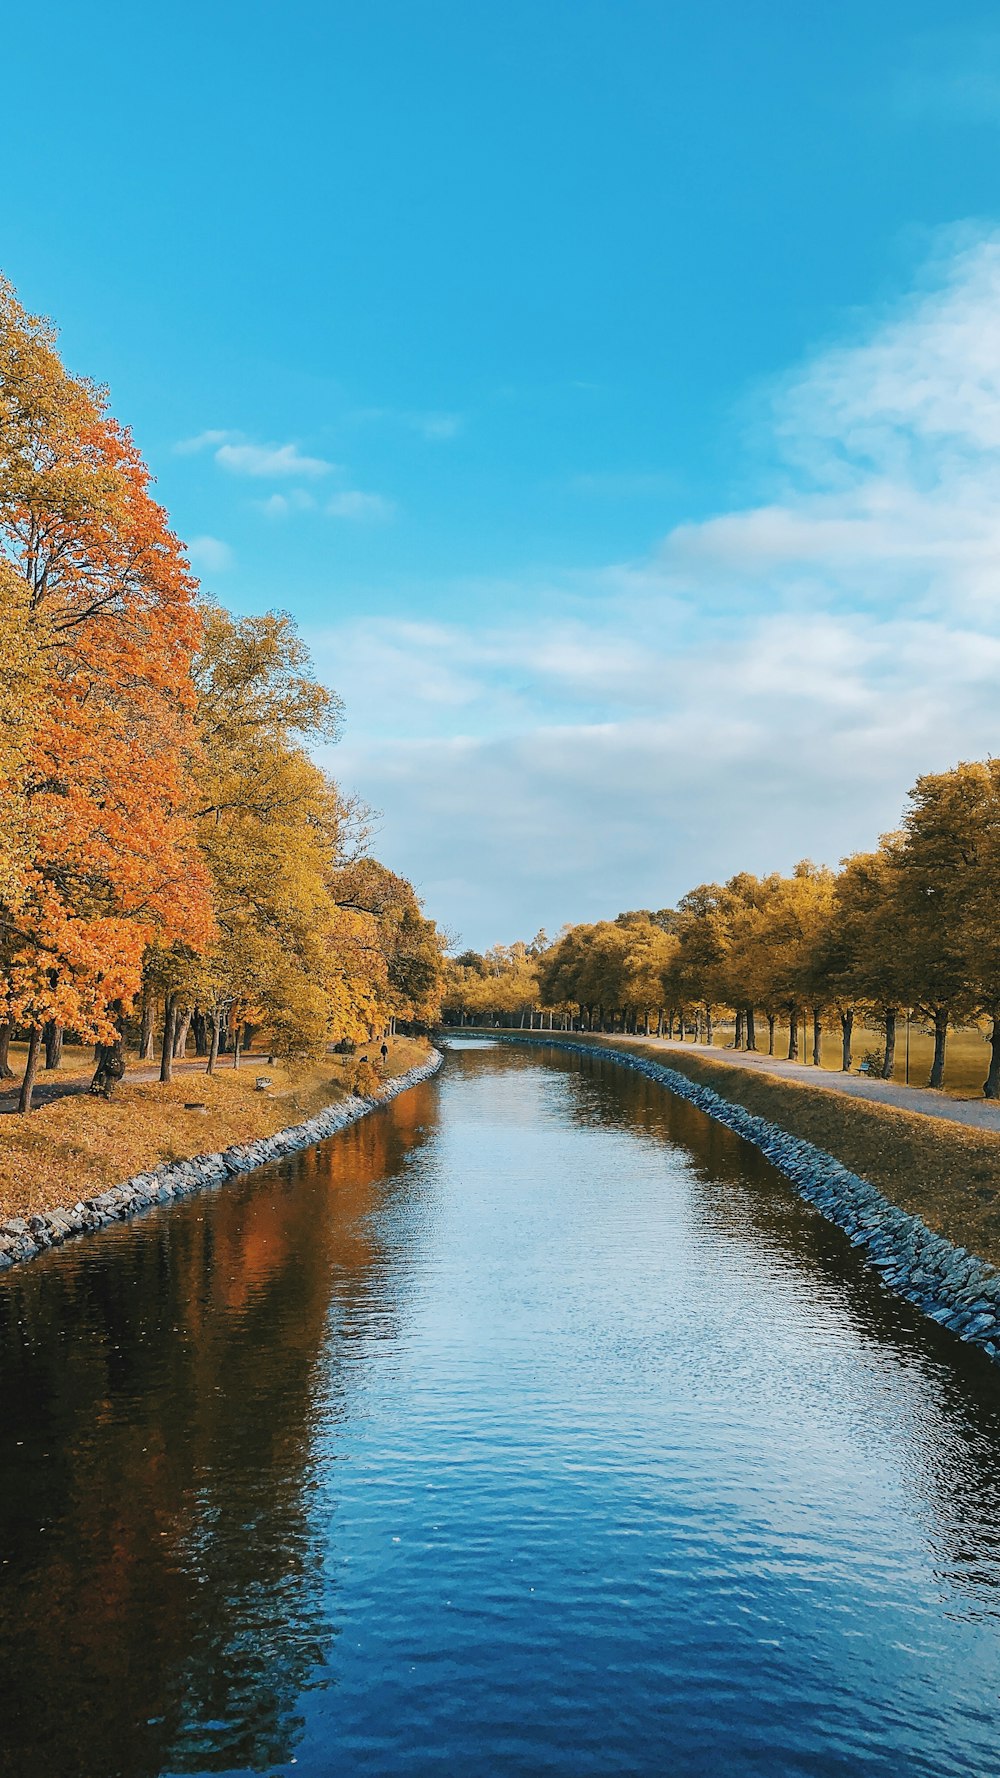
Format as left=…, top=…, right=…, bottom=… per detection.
left=6, top=2, right=1000, bottom=943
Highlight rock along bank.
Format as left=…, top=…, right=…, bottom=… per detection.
left=0, top=1049, right=444, bottom=1274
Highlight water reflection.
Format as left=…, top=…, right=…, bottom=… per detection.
left=0, top=1086, right=438, bottom=1777
left=1, top=1045, right=1000, bottom=1776
left=458, top=1042, right=1000, bottom=1637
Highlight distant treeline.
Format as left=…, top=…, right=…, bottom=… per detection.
left=443, top=759, right=1000, bottom=1098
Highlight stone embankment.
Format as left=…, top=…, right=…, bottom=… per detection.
left=488, top=1036, right=1000, bottom=1364
left=0, top=1049, right=444, bottom=1273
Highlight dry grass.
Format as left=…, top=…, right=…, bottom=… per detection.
left=552, top=1033, right=1000, bottom=1267
left=0, top=1036, right=430, bottom=1221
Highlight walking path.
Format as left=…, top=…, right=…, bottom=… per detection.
left=0, top=1055, right=258, bottom=1117
left=602, top=1034, right=1000, bottom=1133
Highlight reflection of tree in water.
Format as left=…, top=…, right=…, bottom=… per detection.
left=516, top=1040, right=1000, bottom=1624
left=0, top=1082, right=438, bottom=1778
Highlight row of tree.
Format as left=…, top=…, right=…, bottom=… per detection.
left=444, top=760, right=1000, bottom=1096
left=0, top=276, right=443, bottom=1110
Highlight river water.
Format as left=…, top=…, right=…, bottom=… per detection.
left=1, top=1038, right=1000, bottom=1777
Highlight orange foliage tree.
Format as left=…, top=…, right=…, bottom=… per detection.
left=0, top=277, right=213, bottom=1108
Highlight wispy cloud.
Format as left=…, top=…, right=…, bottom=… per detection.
left=256, top=489, right=318, bottom=518
left=175, top=429, right=231, bottom=455
left=326, top=489, right=396, bottom=521
left=353, top=406, right=464, bottom=441
left=657, top=230, right=1000, bottom=613
left=187, top=534, right=234, bottom=571
left=414, top=411, right=463, bottom=441
left=894, top=36, right=1000, bottom=125
left=215, top=440, right=334, bottom=478
left=175, top=429, right=335, bottom=477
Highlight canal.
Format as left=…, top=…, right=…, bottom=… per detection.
left=1, top=1038, right=999, bottom=1776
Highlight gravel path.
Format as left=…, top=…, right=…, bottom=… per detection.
left=0, top=1055, right=260, bottom=1117
left=607, top=1034, right=1000, bottom=1132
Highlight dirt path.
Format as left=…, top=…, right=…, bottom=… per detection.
left=594, top=1033, right=1000, bottom=1133
left=0, top=1054, right=266, bottom=1117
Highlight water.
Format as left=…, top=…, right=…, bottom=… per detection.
left=1, top=1039, right=1000, bottom=1777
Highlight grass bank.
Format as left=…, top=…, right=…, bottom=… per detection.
left=476, top=1030, right=1000, bottom=1270
left=0, top=1037, right=430, bottom=1222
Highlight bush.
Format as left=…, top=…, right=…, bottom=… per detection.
left=350, top=1058, right=381, bottom=1098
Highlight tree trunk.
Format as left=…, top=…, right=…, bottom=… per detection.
left=234, top=1022, right=242, bottom=1071
left=695, top=1008, right=703, bottom=1043
left=746, top=1007, right=757, bottom=1051
left=928, top=1011, right=948, bottom=1089
left=812, top=1008, right=822, bottom=1068
left=787, top=1009, right=799, bottom=1062
left=666, top=1010, right=674, bottom=1039
left=985, top=1017, right=1000, bottom=1099
left=160, top=993, right=177, bottom=1084
left=767, top=1013, right=775, bottom=1055
left=840, top=1008, right=854, bottom=1073
left=43, top=1021, right=63, bottom=1070
left=705, top=1006, right=713, bottom=1047
left=173, top=1008, right=192, bottom=1059
left=139, top=989, right=155, bottom=1061
left=18, top=1026, right=42, bottom=1113
left=881, top=1009, right=896, bottom=1080
left=91, top=1037, right=126, bottom=1099
left=207, top=1014, right=220, bottom=1075
left=192, top=1007, right=208, bottom=1057
left=734, top=1009, right=745, bottom=1050
left=0, top=1021, right=14, bottom=1079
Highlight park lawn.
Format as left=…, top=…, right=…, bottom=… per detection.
left=0, top=1036, right=430, bottom=1222
left=539, top=1031, right=1000, bottom=1270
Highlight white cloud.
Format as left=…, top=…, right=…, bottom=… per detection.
left=175, top=429, right=231, bottom=455
left=354, top=406, right=464, bottom=441
left=174, top=429, right=335, bottom=477
left=187, top=534, right=233, bottom=571
left=256, top=489, right=318, bottom=518
left=311, top=231, right=1000, bottom=944
left=215, top=441, right=334, bottom=478
left=326, top=490, right=395, bottom=521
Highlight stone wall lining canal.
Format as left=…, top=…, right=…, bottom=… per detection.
left=0, top=1048, right=443, bottom=1274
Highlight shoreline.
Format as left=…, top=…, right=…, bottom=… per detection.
left=0, top=1048, right=444, bottom=1275
left=459, top=1032, right=1000, bottom=1365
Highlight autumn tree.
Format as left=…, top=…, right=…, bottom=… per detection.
left=884, top=769, right=983, bottom=1088
left=330, top=857, right=444, bottom=1031
left=951, top=761, right=1000, bottom=1097
left=0, top=277, right=213, bottom=1108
